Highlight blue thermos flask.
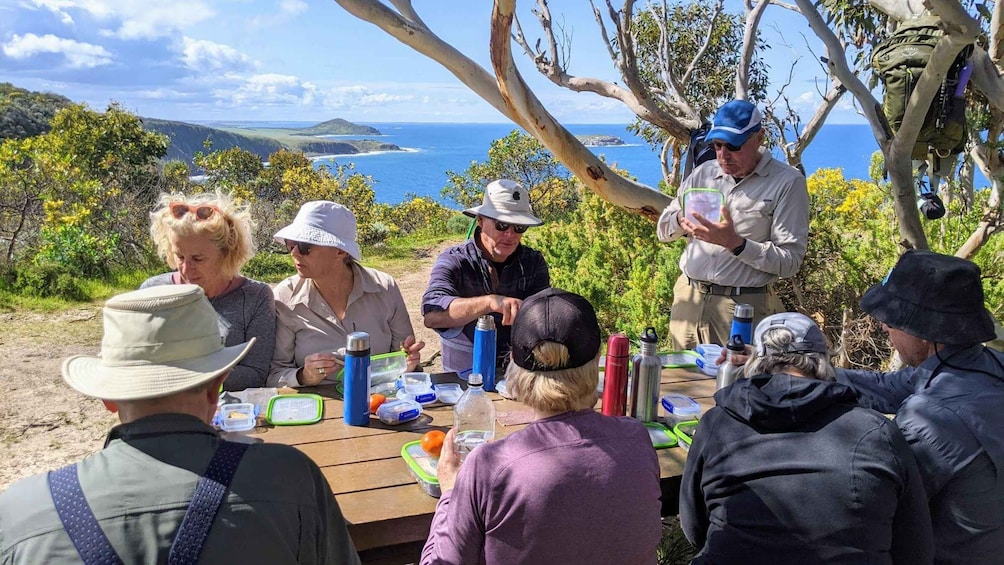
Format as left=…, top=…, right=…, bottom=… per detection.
left=344, top=331, right=371, bottom=426
left=730, top=304, right=753, bottom=346
left=472, top=315, right=497, bottom=392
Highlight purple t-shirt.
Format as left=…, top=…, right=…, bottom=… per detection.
left=421, top=410, right=662, bottom=565
left=421, top=232, right=549, bottom=375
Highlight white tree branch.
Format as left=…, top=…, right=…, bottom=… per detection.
left=867, top=0, right=926, bottom=22
left=681, top=0, right=725, bottom=86
left=736, top=0, right=771, bottom=99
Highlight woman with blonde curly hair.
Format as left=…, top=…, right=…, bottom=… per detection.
left=141, top=191, right=276, bottom=390
left=421, top=288, right=661, bottom=565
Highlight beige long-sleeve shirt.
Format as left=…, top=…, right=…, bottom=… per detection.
left=657, top=150, right=809, bottom=288
left=269, top=263, right=415, bottom=387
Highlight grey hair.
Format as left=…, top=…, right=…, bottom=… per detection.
left=746, top=326, right=836, bottom=382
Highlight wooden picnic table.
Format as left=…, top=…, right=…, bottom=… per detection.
left=249, top=367, right=717, bottom=564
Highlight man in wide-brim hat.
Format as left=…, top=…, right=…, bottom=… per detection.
left=0, top=285, right=360, bottom=565
left=422, top=179, right=550, bottom=377
left=837, top=250, right=1004, bottom=564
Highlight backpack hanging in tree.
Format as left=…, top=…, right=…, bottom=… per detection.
left=872, top=16, right=973, bottom=160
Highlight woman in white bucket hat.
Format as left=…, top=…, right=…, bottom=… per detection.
left=269, top=201, right=424, bottom=387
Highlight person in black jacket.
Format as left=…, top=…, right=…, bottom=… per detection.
left=680, top=312, right=933, bottom=565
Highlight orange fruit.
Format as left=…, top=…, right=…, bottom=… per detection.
left=421, top=430, right=446, bottom=458
left=369, top=393, right=387, bottom=413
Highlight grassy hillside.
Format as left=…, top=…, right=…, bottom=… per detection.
left=0, top=83, right=72, bottom=140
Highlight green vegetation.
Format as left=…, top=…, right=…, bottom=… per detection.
left=286, top=118, right=381, bottom=136
left=0, top=83, right=72, bottom=140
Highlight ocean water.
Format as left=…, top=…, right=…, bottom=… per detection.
left=223, top=121, right=883, bottom=204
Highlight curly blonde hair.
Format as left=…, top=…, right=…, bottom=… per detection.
left=504, top=342, right=600, bottom=413
left=149, top=191, right=255, bottom=280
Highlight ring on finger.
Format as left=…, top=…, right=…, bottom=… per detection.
left=318, top=367, right=325, bottom=376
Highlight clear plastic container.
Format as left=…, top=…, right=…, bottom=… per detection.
left=433, top=383, right=463, bottom=405
left=683, top=188, right=724, bottom=223
left=375, top=398, right=422, bottom=425
left=370, top=350, right=408, bottom=386
left=694, top=355, right=720, bottom=377
left=400, top=372, right=437, bottom=404
left=397, top=388, right=438, bottom=406
left=219, top=402, right=256, bottom=432
left=661, top=393, right=702, bottom=427
left=401, top=441, right=441, bottom=498
left=674, top=421, right=698, bottom=452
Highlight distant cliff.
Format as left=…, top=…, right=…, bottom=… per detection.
left=576, top=134, right=626, bottom=147
left=142, top=118, right=402, bottom=171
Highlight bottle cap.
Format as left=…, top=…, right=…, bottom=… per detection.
left=726, top=334, right=745, bottom=352
left=733, top=304, right=754, bottom=319
left=640, top=327, right=658, bottom=344
left=346, top=331, right=370, bottom=352
left=476, top=315, right=496, bottom=331
left=606, top=334, right=630, bottom=358
left=468, top=372, right=484, bottom=386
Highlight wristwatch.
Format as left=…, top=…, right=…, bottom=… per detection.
left=731, top=239, right=747, bottom=256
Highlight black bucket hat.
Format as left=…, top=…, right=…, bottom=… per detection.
left=860, top=250, right=996, bottom=345
left=510, top=288, right=600, bottom=372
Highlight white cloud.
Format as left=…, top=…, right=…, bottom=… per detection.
left=248, top=0, right=308, bottom=28
left=2, top=32, right=112, bottom=68
left=359, top=93, right=414, bottom=106
left=181, top=37, right=256, bottom=73
left=29, top=0, right=215, bottom=39
left=280, top=0, right=307, bottom=17
left=227, top=73, right=317, bottom=107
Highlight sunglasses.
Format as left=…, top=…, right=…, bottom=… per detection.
left=494, top=221, right=529, bottom=234
left=169, top=202, right=217, bottom=220
left=285, top=240, right=314, bottom=255
left=712, top=141, right=744, bottom=152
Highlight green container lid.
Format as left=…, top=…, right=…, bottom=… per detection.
left=266, top=394, right=324, bottom=426
left=673, top=421, right=699, bottom=451
left=644, top=421, right=678, bottom=449
left=401, top=440, right=441, bottom=498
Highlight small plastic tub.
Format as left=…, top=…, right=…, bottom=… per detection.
left=219, top=402, right=256, bottom=432
left=674, top=421, right=699, bottom=452
left=401, top=372, right=437, bottom=404
left=397, top=388, right=438, bottom=405
left=434, top=383, right=463, bottom=405
left=661, top=393, right=702, bottom=427
left=401, top=440, right=441, bottom=497
left=376, top=398, right=423, bottom=425
left=370, top=350, right=408, bottom=385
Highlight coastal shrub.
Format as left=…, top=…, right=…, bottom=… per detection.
left=446, top=213, right=473, bottom=235
left=531, top=181, right=682, bottom=342
left=35, top=221, right=119, bottom=277
left=381, top=195, right=454, bottom=235
left=243, top=250, right=294, bottom=283
left=2, top=261, right=88, bottom=300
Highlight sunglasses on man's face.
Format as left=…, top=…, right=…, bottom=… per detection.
left=285, top=240, right=314, bottom=256
left=170, top=202, right=217, bottom=220
left=494, top=221, right=529, bottom=234
left=712, top=141, right=744, bottom=152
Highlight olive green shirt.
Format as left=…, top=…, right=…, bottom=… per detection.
left=0, top=414, right=360, bottom=565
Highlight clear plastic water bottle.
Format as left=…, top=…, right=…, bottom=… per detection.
left=453, top=373, right=495, bottom=461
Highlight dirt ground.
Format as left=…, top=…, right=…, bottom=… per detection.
left=0, top=243, right=449, bottom=491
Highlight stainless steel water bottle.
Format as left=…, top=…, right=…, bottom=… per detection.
left=629, top=327, right=661, bottom=422
left=472, top=315, right=497, bottom=391
left=730, top=304, right=753, bottom=346
left=716, top=334, right=746, bottom=390
left=344, top=332, right=371, bottom=426
left=602, top=334, right=630, bottom=417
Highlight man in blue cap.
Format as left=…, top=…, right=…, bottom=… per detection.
left=657, top=99, right=809, bottom=349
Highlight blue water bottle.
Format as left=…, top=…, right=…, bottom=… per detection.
left=472, top=315, right=497, bottom=392
left=343, top=331, right=370, bottom=426
left=730, top=304, right=753, bottom=346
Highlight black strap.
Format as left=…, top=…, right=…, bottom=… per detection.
left=168, top=441, right=249, bottom=564
left=48, top=465, right=124, bottom=565
left=48, top=440, right=249, bottom=565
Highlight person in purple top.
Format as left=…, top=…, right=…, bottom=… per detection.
left=422, top=179, right=550, bottom=378
left=421, top=288, right=662, bottom=565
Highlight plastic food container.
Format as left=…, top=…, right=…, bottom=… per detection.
left=661, top=393, right=702, bottom=427
left=397, top=388, right=438, bottom=406
left=659, top=350, right=700, bottom=368
left=401, top=440, right=441, bottom=497
left=376, top=399, right=423, bottom=425
left=494, top=379, right=515, bottom=400
left=683, top=188, right=724, bottom=223
left=694, top=355, right=720, bottom=377
left=219, top=403, right=256, bottom=432
left=400, top=372, right=437, bottom=404
left=674, top=421, right=698, bottom=452
left=266, top=394, right=323, bottom=426
left=335, top=350, right=408, bottom=386
left=370, top=380, right=400, bottom=397
left=433, top=383, right=463, bottom=405
left=644, top=421, right=679, bottom=449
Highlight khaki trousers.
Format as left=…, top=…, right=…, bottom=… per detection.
left=669, top=274, right=785, bottom=350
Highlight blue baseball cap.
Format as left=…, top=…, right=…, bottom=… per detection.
left=705, top=100, right=763, bottom=148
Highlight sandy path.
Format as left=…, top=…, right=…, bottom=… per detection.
left=0, top=242, right=452, bottom=491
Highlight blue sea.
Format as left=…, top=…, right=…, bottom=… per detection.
left=219, top=121, right=883, bottom=204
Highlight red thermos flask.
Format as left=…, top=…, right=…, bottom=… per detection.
left=602, top=334, right=630, bottom=416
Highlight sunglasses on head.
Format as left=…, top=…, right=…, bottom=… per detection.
left=494, top=221, right=529, bottom=234
left=170, top=202, right=218, bottom=220
left=712, top=140, right=744, bottom=152
left=285, top=240, right=314, bottom=255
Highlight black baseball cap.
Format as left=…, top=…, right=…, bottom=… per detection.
left=510, top=288, right=601, bottom=372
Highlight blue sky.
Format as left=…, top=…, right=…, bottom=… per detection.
left=0, top=0, right=862, bottom=124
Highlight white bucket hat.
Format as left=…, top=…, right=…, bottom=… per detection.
left=273, top=201, right=362, bottom=261
left=62, top=285, right=255, bottom=401
left=463, top=179, right=543, bottom=226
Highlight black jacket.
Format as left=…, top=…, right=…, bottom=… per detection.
left=680, top=373, right=933, bottom=564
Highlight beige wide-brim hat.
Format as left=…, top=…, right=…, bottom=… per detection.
left=463, top=179, right=543, bottom=226
left=273, top=200, right=362, bottom=261
left=62, top=285, right=255, bottom=401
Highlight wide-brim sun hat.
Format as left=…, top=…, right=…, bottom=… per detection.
left=62, top=285, right=255, bottom=401
left=705, top=100, right=763, bottom=148
left=860, top=250, right=996, bottom=345
left=273, top=200, right=362, bottom=261
left=463, top=179, right=543, bottom=226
